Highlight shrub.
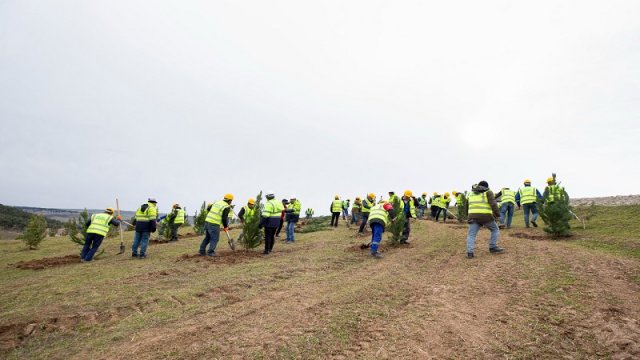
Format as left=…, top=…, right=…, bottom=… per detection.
left=538, top=188, right=572, bottom=237
left=17, top=215, right=47, bottom=249
left=239, top=192, right=264, bottom=249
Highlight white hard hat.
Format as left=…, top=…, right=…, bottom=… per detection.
left=290, top=195, right=296, bottom=199
left=266, top=190, right=275, bottom=197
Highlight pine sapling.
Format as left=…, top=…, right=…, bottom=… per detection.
left=18, top=215, right=47, bottom=250
left=240, top=192, right=264, bottom=250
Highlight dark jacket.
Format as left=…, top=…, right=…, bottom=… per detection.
left=134, top=203, right=157, bottom=233
left=466, top=185, right=500, bottom=224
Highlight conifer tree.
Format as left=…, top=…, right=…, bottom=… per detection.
left=387, top=197, right=406, bottom=245
left=240, top=191, right=263, bottom=249
left=18, top=215, right=47, bottom=249
left=457, top=192, right=468, bottom=222
left=193, top=201, right=207, bottom=235
left=538, top=188, right=572, bottom=237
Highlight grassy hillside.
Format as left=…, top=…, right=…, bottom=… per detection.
left=0, top=204, right=64, bottom=231
left=0, top=205, right=638, bottom=359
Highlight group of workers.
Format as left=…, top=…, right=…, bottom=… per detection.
left=80, top=177, right=565, bottom=262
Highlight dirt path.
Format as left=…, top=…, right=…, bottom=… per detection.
left=2, top=220, right=639, bottom=359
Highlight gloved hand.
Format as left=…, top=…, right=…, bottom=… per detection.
left=223, top=227, right=229, bottom=232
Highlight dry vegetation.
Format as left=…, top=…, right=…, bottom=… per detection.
left=1, top=206, right=639, bottom=359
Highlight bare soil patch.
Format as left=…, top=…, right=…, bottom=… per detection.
left=176, top=251, right=263, bottom=265
left=12, top=254, right=80, bottom=270
left=510, top=232, right=552, bottom=240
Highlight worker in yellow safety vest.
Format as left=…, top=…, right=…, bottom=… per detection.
left=199, top=194, right=233, bottom=257
left=330, top=195, right=342, bottom=227
left=358, top=193, right=376, bottom=234
left=81, top=207, right=122, bottom=262
left=464, top=181, right=504, bottom=259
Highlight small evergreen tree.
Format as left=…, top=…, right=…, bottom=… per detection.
left=193, top=201, right=207, bottom=235
left=538, top=188, right=572, bottom=237
left=457, top=192, right=468, bottom=222
left=17, top=215, right=47, bottom=249
left=387, top=198, right=406, bottom=246
left=240, top=191, right=264, bottom=249
left=158, top=217, right=172, bottom=240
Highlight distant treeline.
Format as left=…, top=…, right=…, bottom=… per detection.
left=0, top=204, right=65, bottom=230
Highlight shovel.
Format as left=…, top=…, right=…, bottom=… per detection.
left=116, top=198, right=125, bottom=254
left=224, top=228, right=236, bottom=250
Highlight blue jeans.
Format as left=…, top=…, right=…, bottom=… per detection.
left=342, top=209, right=349, bottom=219
left=132, top=231, right=151, bottom=256
left=500, top=203, right=514, bottom=227
left=286, top=221, right=296, bottom=241
left=81, top=233, right=104, bottom=261
left=417, top=208, right=425, bottom=218
left=199, top=222, right=220, bottom=255
left=370, top=222, right=384, bottom=254
left=522, top=203, right=538, bottom=226
left=466, top=221, right=499, bottom=253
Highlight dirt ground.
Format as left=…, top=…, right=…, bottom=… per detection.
left=1, top=218, right=639, bottom=359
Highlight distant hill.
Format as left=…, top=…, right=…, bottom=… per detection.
left=0, top=204, right=65, bottom=231
left=15, top=206, right=137, bottom=222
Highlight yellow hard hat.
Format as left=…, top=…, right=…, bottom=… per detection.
left=368, top=193, right=375, bottom=199
left=433, top=192, right=438, bottom=196
left=546, top=177, right=554, bottom=183
left=335, top=195, right=340, bottom=200
left=172, top=203, right=179, bottom=208
left=524, top=179, right=531, bottom=184
left=248, top=198, right=256, bottom=205
left=444, top=192, right=450, bottom=197
left=452, top=190, right=458, bottom=195
left=404, top=190, right=412, bottom=197
left=355, top=196, right=361, bottom=200
left=422, top=192, right=427, bottom=196
left=224, top=193, right=234, bottom=201
left=105, top=207, right=114, bottom=214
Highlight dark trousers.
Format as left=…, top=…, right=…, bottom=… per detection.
left=170, top=224, right=180, bottom=240
left=264, top=226, right=277, bottom=253
left=276, top=219, right=284, bottom=236
left=401, top=219, right=411, bottom=242
left=81, top=233, right=104, bottom=261
left=430, top=207, right=439, bottom=218
left=330, top=212, right=340, bottom=227
left=435, top=208, right=448, bottom=222
left=358, top=213, right=370, bottom=233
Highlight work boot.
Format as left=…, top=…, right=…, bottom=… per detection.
left=531, top=220, right=538, bottom=227
left=525, top=224, right=530, bottom=228
left=198, top=252, right=205, bottom=256
left=400, top=239, right=410, bottom=245
left=371, top=252, right=383, bottom=259
left=132, top=253, right=138, bottom=258
left=206, top=252, right=216, bottom=257
left=489, top=247, right=505, bottom=254
left=467, top=252, right=474, bottom=259
left=139, top=254, right=147, bottom=259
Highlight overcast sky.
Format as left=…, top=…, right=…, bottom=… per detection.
left=1, top=0, right=639, bottom=215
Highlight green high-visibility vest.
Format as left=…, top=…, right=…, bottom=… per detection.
left=87, top=213, right=113, bottom=237
left=468, top=192, right=493, bottom=214
left=352, top=202, right=362, bottom=211
left=368, top=204, right=390, bottom=227
left=135, top=203, right=158, bottom=222
left=442, top=197, right=451, bottom=208
left=546, top=185, right=564, bottom=203
left=519, top=187, right=537, bottom=205
left=361, top=198, right=375, bottom=213
left=342, top=200, right=349, bottom=209
left=289, top=200, right=301, bottom=215
left=501, top=189, right=516, bottom=204
left=431, top=196, right=441, bottom=208
left=456, top=194, right=463, bottom=206
left=244, top=205, right=256, bottom=219
left=404, top=198, right=417, bottom=218
left=388, top=194, right=399, bottom=206
left=331, top=200, right=342, bottom=212
left=174, top=209, right=186, bottom=224
left=418, top=197, right=427, bottom=206
left=263, top=199, right=284, bottom=218
left=205, top=200, right=230, bottom=225
left=305, top=208, right=314, bottom=216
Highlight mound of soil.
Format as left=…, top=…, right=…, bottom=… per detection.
left=12, top=255, right=80, bottom=270
left=176, top=251, right=263, bottom=265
